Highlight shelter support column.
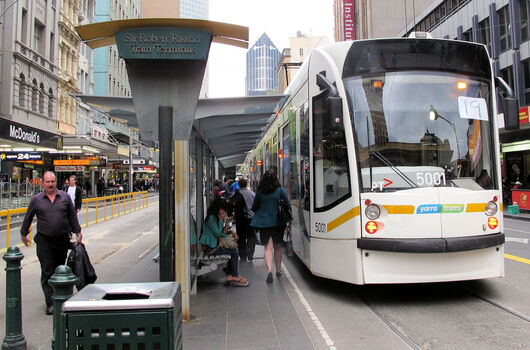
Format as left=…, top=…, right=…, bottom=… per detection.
left=175, top=139, right=190, bottom=320
left=159, top=106, right=175, bottom=282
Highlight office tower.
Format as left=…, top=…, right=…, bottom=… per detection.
left=246, top=33, right=280, bottom=96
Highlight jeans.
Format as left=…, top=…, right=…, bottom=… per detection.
left=35, top=233, right=70, bottom=306
left=207, top=246, right=239, bottom=277
left=235, top=217, right=256, bottom=260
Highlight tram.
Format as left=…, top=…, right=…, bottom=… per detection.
left=245, top=36, right=520, bottom=284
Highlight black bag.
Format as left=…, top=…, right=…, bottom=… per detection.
left=67, top=243, right=97, bottom=291
left=277, top=191, right=292, bottom=223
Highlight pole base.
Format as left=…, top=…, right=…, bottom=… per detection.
left=2, top=335, right=27, bottom=350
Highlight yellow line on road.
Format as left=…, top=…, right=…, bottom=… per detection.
left=504, top=253, right=530, bottom=265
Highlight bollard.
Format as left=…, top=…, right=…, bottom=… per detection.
left=48, top=266, right=77, bottom=350
left=2, top=247, right=26, bottom=350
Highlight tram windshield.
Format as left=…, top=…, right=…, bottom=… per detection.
left=344, top=71, right=496, bottom=192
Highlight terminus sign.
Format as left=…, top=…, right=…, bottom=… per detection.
left=115, top=27, right=211, bottom=60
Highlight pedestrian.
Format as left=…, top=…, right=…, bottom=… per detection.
left=65, top=175, right=83, bottom=213
left=84, top=179, right=91, bottom=196
left=231, top=178, right=256, bottom=261
left=20, top=171, right=82, bottom=315
left=250, top=170, right=291, bottom=283
left=199, top=198, right=249, bottom=287
left=220, top=177, right=232, bottom=200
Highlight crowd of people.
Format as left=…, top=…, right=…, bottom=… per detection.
left=204, top=170, right=292, bottom=287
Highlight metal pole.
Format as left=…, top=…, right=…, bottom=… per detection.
left=175, top=139, right=190, bottom=320
left=2, top=247, right=26, bottom=350
left=48, top=266, right=77, bottom=350
left=129, top=129, right=134, bottom=193
left=159, top=106, right=175, bottom=281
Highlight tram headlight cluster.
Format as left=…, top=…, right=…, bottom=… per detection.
left=485, top=201, right=498, bottom=216
left=365, top=204, right=381, bottom=220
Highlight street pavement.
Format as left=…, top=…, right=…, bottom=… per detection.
left=1, top=201, right=529, bottom=349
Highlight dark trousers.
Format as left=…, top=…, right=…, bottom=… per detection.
left=235, top=217, right=256, bottom=260
left=35, top=234, right=69, bottom=306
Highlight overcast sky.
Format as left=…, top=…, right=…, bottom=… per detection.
left=207, top=0, right=335, bottom=98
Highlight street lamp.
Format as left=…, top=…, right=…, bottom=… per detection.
left=429, top=105, right=461, bottom=161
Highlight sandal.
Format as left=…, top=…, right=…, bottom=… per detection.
left=226, top=275, right=249, bottom=287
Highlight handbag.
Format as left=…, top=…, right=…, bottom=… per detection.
left=219, top=235, right=238, bottom=250
left=277, top=191, right=292, bottom=223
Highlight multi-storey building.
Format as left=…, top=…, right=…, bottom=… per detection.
left=277, top=31, right=330, bottom=93
left=58, top=0, right=81, bottom=135
left=246, top=33, right=280, bottom=96
left=0, top=0, right=61, bottom=181
left=332, top=0, right=530, bottom=196
left=93, top=0, right=141, bottom=96
left=332, top=0, right=431, bottom=41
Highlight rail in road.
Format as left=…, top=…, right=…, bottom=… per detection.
left=0, top=191, right=157, bottom=252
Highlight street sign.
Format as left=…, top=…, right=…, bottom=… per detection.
left=0, top=152, right=42, bottom=161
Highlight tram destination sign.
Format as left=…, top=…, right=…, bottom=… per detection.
left=0, top=152, right=42, bottom=161
left=115, top=27, right=212, bottom=60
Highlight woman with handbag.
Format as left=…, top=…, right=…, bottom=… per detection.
left=199, top=199, right=249, bottom=287
left=251, top=170, right=292, bottom=284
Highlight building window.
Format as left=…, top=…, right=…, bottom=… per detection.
left=21, top=9, right=28, bottom=44
left=524, top=59, right=530, bottom=106
left=479, top=18, right=491, bottom=55
left=39, top=83, right=45, bottom=114
left=32, top=80, right=39, bottom=111
left=522, top=0, right=529, bottom=43
left=18, top=74, right=26, bottom=107
left=500, top=66, right=514, bottom=92
left=299, top=48, right=303, bottom=56
left=462, top=29, right=472, bottom=42
left=34, top=20, right=45, bottom=55
left=48, top=88, right=54, bottom=118
left=498, top=6, right=511, bottom=53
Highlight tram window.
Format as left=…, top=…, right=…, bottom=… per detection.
left=300, top=105, right=311, bottom=212
left=282, top=123, right=294, bottom=199
left=313, top=91, right=351, bottom=211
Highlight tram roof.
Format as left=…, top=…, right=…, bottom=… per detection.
left=74, top=94, right=286, bottom=168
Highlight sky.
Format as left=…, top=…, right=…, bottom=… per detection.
left=207, top=0, right=335, bottom=98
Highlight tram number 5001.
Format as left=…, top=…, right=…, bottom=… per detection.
left=315, top=222, right=327, bottom=233
left=416, top=172, right=446, bottom=186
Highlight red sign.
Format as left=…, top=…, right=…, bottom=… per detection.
left=519, top=106, right=529, bottom=124
left=512, top=190, right=530, bottom=210
left=343, top=0, right=355, bottom=41
left=383, top=178, right=393, bottom=187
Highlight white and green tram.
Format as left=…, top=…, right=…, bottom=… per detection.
left=246, top=37, right=520, bottom=284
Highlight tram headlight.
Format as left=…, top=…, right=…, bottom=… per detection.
left=365, top=204, right=381, bottom=220
left=485, top=201, right=498, bottom=216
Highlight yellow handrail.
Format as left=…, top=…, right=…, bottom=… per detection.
left=1, top=191, right=149, bottom=250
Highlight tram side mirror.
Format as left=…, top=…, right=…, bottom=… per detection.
left=496, top=77, right=519, bottom=131
left=316, top=72, right=343, bottom=131
left=502, top=96, right=519, bottom=131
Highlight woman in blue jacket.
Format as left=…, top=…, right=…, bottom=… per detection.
left=251, top=170, right=291, bottom=283
left=199, top=199, right=249, bottom=287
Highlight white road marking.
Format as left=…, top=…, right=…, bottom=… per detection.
left=504, top=228, right=530, bottom=235
left=281, top=262, right=336, bottom=350
left=505, top=237, right=529, bottom=244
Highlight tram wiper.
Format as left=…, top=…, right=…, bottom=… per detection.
left=369, top=150, right=418, bottom=188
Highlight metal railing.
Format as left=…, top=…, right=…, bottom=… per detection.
left=0, top=181, right=44, bottom=210
left=1, top=191, right=149, bottom=250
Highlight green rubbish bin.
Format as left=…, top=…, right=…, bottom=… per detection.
left=62, top=282, right=182, bottom=349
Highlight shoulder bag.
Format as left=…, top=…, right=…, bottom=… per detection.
left=277, top=189, right=292, bottom=223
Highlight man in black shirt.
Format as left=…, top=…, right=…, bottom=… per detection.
left=20, top=171, right=82, bottom=315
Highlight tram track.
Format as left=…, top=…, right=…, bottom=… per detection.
left=354, top=282, right=530, bottom=350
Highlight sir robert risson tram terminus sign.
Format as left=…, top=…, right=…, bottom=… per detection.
left=115, top=28, right=211, bottom=60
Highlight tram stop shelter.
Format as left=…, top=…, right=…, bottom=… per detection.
left=74, top=18, right=285, bottom=319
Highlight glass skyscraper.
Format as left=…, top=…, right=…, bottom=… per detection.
left=246, top=33, right=281, bottom=96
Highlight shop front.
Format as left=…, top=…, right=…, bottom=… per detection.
left=500, top=106, right=530, bottom=209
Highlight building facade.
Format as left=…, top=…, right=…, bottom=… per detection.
left=277, top=31, right=330, bottom=93
left=58, top=0, right=81, bottom=136
left=0, top=0, right=62, bottom=181
left=246, top=33, right=280, bottom=96
left=93, top=0, right=141, bottom=96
